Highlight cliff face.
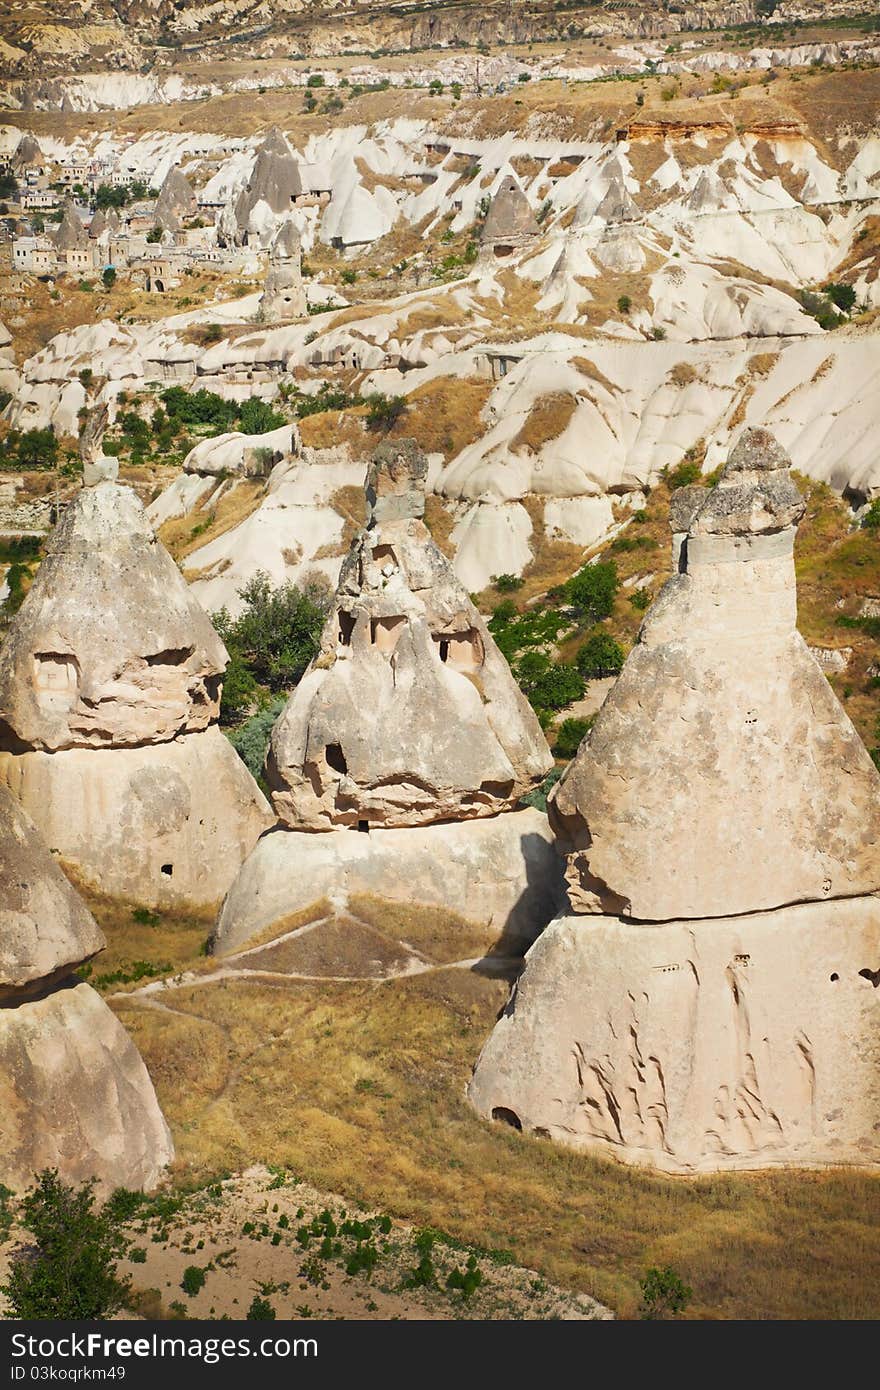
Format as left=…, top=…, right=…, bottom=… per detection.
left=0, top=0, right=764, bottom=78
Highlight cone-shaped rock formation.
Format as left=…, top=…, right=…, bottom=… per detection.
left=0, top=480, right=271, bottom=907
left=480, top=175, right=540, bottom=254
left=259, top=221, right=306, bottom=322
left=0, top=785, right=173, bottom=1191
left=213, top=441, right=562, bottom=957
left=550, top=428, right=880, bottom=921
left=268, top=439, right=552, bottom=829
left=154, top=166, right=197, bottom=232
left=469, top=429, right=880, bottom=1173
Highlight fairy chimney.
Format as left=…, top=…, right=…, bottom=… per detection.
left=0, top=481, right=271, bottom=906
left=0, top=785, right=173, bottom=1191
left=469, top=429, right=880, bottom=1174
left=480, top=175, right=540, bottom=257
left=154, top=165, right=197, bottom=232
left=267, top=439, right=552, bottom=830
left=258, top=220, right=307, bottom=322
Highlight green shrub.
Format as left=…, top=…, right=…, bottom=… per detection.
left=493, top=573, right=523, bottom=593
left=576, top=631, right=624, bottom=678
left=519, top=766, right=563, bottom=811
left=824, top=281, right=856, bottom=313
left=227, top=696, right=286, bottom=778
left=181, top=1265, right=206, bottom=1297
left=639, top=1266, right=693, bottom=1319
left=665, top=459, right=702, bottom=490
left=238, top=398, right=286, bottom=435
left=617, top=294, right=631, bottom=313
left=102, top=267, right=116, bottom=290
left=517, top=652, right=584, bottom=714
left=630, top=586, right=651, bottom=610
left=248, top=1294, right=277, bottom=1318
left=365, top=392, right=407, bottom=431
left=553, top=717, right=593, bottom=759
left=566, top=560, right=618, bottom=623
left=306, top=73, right=325, bottom=87
left=491, top=599, right=518, bottom=626
left=862, top=499, right=880, bottom=530
left=1, top=1171, right=130, bottom=1319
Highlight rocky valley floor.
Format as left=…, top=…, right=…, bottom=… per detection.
left=0, top=884, right=870, bottom=1321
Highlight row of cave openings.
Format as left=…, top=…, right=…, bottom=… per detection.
left=337, top=609, right=484, bottom=672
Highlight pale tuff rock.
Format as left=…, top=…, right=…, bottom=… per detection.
left=268, top=440, right=553, bottom=829
left=593, top=174, right=640, bottom=226
left=153, top=165, right=197, bottom=232
left=0, top=785, right=102, bottom=998
left=182, top=422, right=299, bottom=478
left=234, top=131, right=302, bottom=230
left=470, top=427, right=880, bottom=1173
left=0, top=481, right=271, bottom=907
left=11, top=133, right=41, bottom=171
left=78, top=401, right=118, bottom=486
left=53, top=200, right=88, bottom=251
left=0, top=786, right=173, bottom=1191
left=258, top=221, right=307, bottom=323
left=480, top=175, right=540, bottom=255
left=468, top=900, right=880, bottom=1174
left=549, top=428, right=880, bottom=922
left=0, top=481, right=228, bottom=751
left=0, top=727, right=271, bottom=908
left=212, top=809, right=566, bottom=958
left=0, top=980, right=174, bottom=1193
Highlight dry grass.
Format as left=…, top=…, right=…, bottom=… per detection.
left=63, top=866, right=216, bottom=986
left=110, top=896, right=880, bottom=1321
left=423, top=493, right=458, bottom=559
left=328, top=483, right=367, bottom=547
left=158, top=479, right=267, bottom=563
left=298, top=407, right=373, bottom=456
left=511, top=392, right=578, bottom=455
left=387, top=377, right=493, bottom=460
left=748, top=351, right=780, bottom=377
left=669, top=362, right=699, bottom=388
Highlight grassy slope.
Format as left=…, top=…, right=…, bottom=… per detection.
left=83, top=887, right=880, bottom=1322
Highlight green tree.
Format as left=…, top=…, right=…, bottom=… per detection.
left=238, top=398, right=286, bottom=435
left=1, top=1171, right=130, bottom=1319
left=102, top=266, right=117, bottom=290
left=17, top=427, right=58, bottom=470
left=213, top=573, right=329, bottom=721
left=576, top=631, right=624, bottom=678
left=566, top=560, right=618, bottom=623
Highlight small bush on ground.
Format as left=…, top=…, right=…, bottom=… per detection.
left=639, top=1266, right=693, bottom=1320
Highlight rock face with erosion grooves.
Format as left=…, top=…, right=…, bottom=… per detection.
left=0, top=785, right=173, bottom=1191
left=0, top=479, right=271, bottom=907
left=215, top=440, right=562, bottom=956
left=469, top=429, right=880, bottom=1173
left=268, top=438, right=553, bottom=830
